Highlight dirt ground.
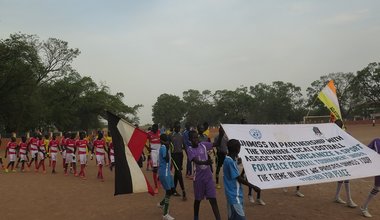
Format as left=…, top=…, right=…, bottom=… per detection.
left=1, top=124, right=380, bottom=220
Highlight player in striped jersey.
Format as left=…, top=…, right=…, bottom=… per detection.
left=36, top=134, right=47, bottom=173
left=76, top=131, right=89, bottom=179
left=27, top=133, right=39, bottom=171
left=60, top=132, right=69, bottom=169
left=18, top=136, right=28, bottom=172
left=5, top=137, right=18, bottom=172
left=148, top=124, right=161, bottom=193
left=92, top=132, right=106, bottom=181
left=64, top=132, right=77, bottom=176
left=48, top=134, right=60, bottom=174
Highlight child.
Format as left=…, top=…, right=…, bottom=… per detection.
left=48, top=134, right=60, bottom=174
left=5, top=136, right=18, bottom=172
left=60, top=132, right=68, bottom=169
left=76, top=131, right=88, bottom=179
left=157, top=134, right=175, bottom=220
left=333, top=119, right=357, bottom=208
left=64, top=132, right=77, bottom=176
left=92, top=131, right=106, bottom=181
left=187, top=130, right=221, bottom=220
left=360, top=138, right=380, bottom=218
left=18, top=136, right=28, bottom=172
left=27, top=133, right=39, bottom=171
left=224, top=139, right=258, bottom=220
left=36, top=134, right=47, bottom=173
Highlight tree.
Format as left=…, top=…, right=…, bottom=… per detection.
left=350, top=63, right=380, bottom=118
left=0, top=33, right=140, bottom=133
left=38, top=37, right=80, bottom=85
left=182, top=89, right=216, bottom=126
left=42, top=72, right=140, bottom=131
left=152, top=94, right=186, bottom=128
left=0, top=33, right=42, bottom=132
left=213, top=87, right=254, bottom=123
left=250, top=81, right=305, bottom=123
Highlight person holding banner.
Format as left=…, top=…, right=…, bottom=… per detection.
left=224, top=139, right=258, bottom=220
left=360, top=138, right=380, bottom=218
left=239, top=118, right=266, bottom=205
left=333, top=119, right=357, bottom=208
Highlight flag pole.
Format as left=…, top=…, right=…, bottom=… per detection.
left=306, top=95, right=319, bottom=117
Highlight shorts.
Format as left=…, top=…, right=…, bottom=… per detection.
left=79, top=154, right=87, bottom=165
left=65, top=153, right=74, bottom=164
left=151, top=149, right=159, bottom=167
left=50, top=152, right=57, bottom=161
left=159, top=175, right=174, bottom=190
left=20, top=154, right=27, bottom=162
left=227, top=203, right=246, bottom=220
left=8, top=154, right=16, bottom=162
left=62, top=151, right=66, bottom=159
left=193, top=178, right=216, bottom=200
left=30, top=150, right=38, bottom=159
left=96, top=155, right=105, bottom=165
left=38, top=152, right=46, bottom=160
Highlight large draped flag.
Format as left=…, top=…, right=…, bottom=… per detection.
left=317, top=80, right=342, bottom=120
left=107, top=111, right=154, bottom=196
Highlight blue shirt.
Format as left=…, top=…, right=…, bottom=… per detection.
left=223, top=156, right=243, bottom=205
left=158, top=145, right=171, bottom=177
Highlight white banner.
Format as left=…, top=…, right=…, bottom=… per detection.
left=222, top=123, right=380, bottom=190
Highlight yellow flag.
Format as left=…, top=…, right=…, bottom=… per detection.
left=317, top=80, right=342, bottom=120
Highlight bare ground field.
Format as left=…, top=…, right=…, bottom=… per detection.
left=1, top=124, right=380, bottom=220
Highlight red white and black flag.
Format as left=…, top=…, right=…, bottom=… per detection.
left=107, top=111, right=154, bottom=196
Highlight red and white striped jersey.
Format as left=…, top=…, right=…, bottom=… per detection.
left=29, top=137, right=39, bottom=151
left=76, top=139, right=88, bottom=155
left=38, top=139, right=46, bottom=152
left=49, top=139, right=60, bottom=153
left=7, top=142, right=17, bottom=155
left=65, top=139, right=76, bottom=153
left=19, top=142, right=28, bottom=155
left=93, top=139, right=106, bottom=155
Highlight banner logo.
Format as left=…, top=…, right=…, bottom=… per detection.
left=249, top=129, right=262, bottom=140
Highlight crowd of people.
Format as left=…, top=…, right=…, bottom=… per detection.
left=1, top=119, right=380, bottom=220
left=0, top=130, right=113, bottom=182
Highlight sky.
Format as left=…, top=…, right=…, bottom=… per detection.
left=1, top=0, right=380, bottom=125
